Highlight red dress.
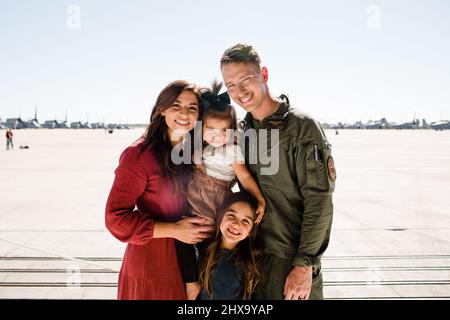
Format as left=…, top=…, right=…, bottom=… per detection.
left=105, top=141, right=189, bottom=300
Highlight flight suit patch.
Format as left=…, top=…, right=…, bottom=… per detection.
left=327, top=156, right=337, bottom=181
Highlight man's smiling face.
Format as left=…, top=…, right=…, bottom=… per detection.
left=222, top=62, right=267, bottom=114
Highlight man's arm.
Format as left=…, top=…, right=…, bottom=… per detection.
left=285, top=120, right=335, bottom=299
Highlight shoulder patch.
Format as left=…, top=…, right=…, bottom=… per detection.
left=327, top=156, right=337, bottom=181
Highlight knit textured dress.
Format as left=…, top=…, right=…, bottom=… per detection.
left=105, top=141, right=189, bottom=299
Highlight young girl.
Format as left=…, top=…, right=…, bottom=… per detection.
left=198, top=191, right=264, bottom=300
left=176, top=81, right=266, bottom=299
left=189, top=81, right=265, bottom=224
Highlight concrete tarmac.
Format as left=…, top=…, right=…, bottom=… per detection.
left=1, top=129, right=449, bottom=299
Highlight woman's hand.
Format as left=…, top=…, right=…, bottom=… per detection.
left=173, top=216, right=215, bottom=244
left=255, top=200, right=266, bottom=225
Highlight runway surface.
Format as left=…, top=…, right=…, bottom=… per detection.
left=1, top=128, right=449, bottom=299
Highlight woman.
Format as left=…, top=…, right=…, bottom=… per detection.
left=105, top=80, right=215, bottom=300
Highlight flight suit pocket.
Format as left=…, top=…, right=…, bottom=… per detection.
left=305, top=143, right=330, bottom=192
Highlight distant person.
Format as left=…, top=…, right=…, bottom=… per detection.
left=220, top=43, right=335, bottom=300
left=175, top=81, right=266, bottom=300
left=197, top=192, right=264, bottom=300
left=6, top=129, right=13, bottom=150
left=105, top=80, right=215, bottom=299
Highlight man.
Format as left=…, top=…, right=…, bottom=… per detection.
left=6, top=129, right=14, bottom=150
left=220, top=43, right=335, bottom=300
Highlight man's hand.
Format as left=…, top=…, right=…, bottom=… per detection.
left=284, top=266, right=313, bottom=300
left=254, top=200, right=265, bottom=225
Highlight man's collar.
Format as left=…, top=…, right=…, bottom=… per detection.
left=241, top=94, right=290, bottom=131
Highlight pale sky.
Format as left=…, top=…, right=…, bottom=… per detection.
left=1, top=0, right=449, bottom=124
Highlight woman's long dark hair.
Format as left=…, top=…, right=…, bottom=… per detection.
left=199, top=192, right=264, bottom=300
left=140, top=80, right=201, bottom=194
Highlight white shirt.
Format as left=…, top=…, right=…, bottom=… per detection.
left=202, top=143, right=245, bottom=181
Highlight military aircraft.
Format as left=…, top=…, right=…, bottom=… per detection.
left=58, top=120, right=70, bottom=129
left=322, top=117, right=449, bottom=130
left=4, top=117, right=28, bottom=129
left=391, top=119, right=420, bottom=129
left=26, top=118, right=41, bottom=128
left=70, top=121, right=83, bottom=129
left=344, top=121, right=365, bottom=129
left=90, top=122, right=106, bottom=129
left=25, top=106, right=41, bottom=128
left=43, top=120, right=58, bottom=129
left=80, top=122, right=92, bottom=129
left=430, top=120, right=450, bottom=131
left=421, top=119, right=431, bottom=129
left=365, top=118, right=391, bottom=129
left=42, top=119, right=69, bottom=129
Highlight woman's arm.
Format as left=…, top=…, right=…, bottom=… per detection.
left=231, top=163, right=266, bottom=224
left=106, top=146, right=215, bottom=245
left=105, top=146, right=156, bottom=245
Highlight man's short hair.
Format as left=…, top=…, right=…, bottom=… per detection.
left=220, top=43, right=261, bottom=71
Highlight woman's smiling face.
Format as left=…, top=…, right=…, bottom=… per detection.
left=219, top=201, right=255, bottom=250
left=161, top=90, right=199, bottom=143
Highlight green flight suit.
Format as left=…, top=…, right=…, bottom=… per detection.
left=239, top=95, right=335, bottom=300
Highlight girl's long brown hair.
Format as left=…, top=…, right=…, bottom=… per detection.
left=140, top=80, right=201, bottom=194
left=199, top=192, right=264, bottom=300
